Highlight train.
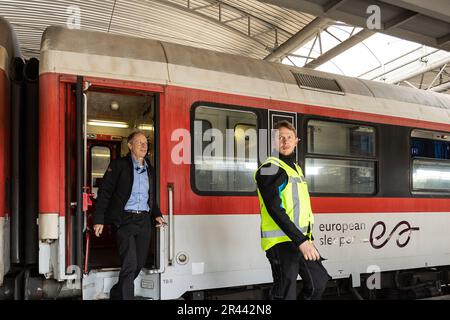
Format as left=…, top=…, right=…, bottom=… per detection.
left=1, top=15, right=450, bottom=300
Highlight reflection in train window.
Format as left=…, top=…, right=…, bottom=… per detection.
left=91, top=146, right=111, bottom=198
left=193, top=105, right=258, bottom=193
left=305, top=119, right=377, bottom=195
left=307, top=120, right=375, bottom=157
left=411, top=129, right=450, bottom=193
left=305, top=158, right=375, bottom=194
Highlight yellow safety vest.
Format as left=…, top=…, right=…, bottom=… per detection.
left=254, top=157, right=314, bottom=251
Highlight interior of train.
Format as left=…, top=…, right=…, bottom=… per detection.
left=82, top=89, right=158, bottom=271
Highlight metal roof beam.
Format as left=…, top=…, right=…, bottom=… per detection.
left=427, top=63, right=448, bottom=90
left=358, top=45, right=423, bottom=78
left=287, top=53, right=314, bottom=59
left=222, top=15, right=248, bottom=24
left=304, top=29, right=375, bottom=69
left=158, top=0, right=304, bottom=54
left=368, top=48, right=440, bottom=80
left=384, top=11, right=420, bottom=29
left=438, top=33, right=450, bottom=46
left=204, top=0, right=293, bottom=36
left=258, top=0, right=450, bottom=51
left=323, top=0, right=347, bottom=13
left=403, top=80, right=417, bottom=89
left=192, top=3, right=219, bottom=11
left=152, top=0, right=269, bottom=50
left=389, top=55, right=450, bottom=84
left=378, top=0, right=450, bottom=24
left=429, top=81, right=450, bottom=92
left=264, top=17, right=331, bottom=62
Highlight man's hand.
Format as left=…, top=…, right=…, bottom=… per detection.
left=155, top=216, right=167, bottom=228
left=299, top=240, right=320, bottom=261
left=93, top=224, right=104, bottom=237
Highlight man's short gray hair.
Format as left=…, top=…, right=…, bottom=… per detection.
left=127, top=131, right=146, bottom=143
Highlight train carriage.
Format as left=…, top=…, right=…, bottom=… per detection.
left=0, top=21, right=444, bottom=299
left=36, top=26, right=450, bottom=300
left=0, top=17, right=20, bottom=289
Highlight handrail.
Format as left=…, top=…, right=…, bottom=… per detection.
left=168, top=184, right=174, bottom=265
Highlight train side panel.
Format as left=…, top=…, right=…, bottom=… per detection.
left=38, top=73, right=70, bottom=281
left=35, top=26, right=450, bottom=299
left=0, top=49, right=10, bottom=286
left=158, top=84, right=450, bottom=299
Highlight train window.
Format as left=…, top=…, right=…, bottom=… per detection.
left=412, top=160, right=450, bottom=191
left=307, top=120, right=375, bottom=157
left=411, top=129, right=450, bottom=193
left=305, top=119, right=376, bottom=195
left=91, top=146, right=111, bottom=198
left=193, top=106, right=258, bottom=193
left=305, top=158, right=376, bottom=194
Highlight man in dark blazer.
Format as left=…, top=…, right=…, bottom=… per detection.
left=93, top=131, right=165, bottom=300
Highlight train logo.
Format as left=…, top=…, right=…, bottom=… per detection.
left=369, top=221, right=420, bottom=249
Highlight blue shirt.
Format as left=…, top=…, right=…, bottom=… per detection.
left=124, top=156, right=150, bottom=211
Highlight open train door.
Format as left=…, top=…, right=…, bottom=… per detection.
left=77, top=79, right=163, bottom=300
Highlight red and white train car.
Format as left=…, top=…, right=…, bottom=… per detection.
left=0, top=17, right=16, bottom=289
left=35, top=26, right=450, bottom=300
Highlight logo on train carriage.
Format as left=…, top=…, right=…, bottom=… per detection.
left=369, top=221, right=420, bottom=249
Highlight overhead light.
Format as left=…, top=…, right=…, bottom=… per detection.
left=138, top=124, right=154, bottom=131
left=92, top=153, right=110, bottom=158
left=88, top=119, right=129, bottom=128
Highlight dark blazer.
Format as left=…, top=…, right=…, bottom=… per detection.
left=93, top=153, right=162, bottom=226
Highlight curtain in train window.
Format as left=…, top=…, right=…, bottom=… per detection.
left=305, top=120, right=376, bottom=194
left=411, top=137, right=450, bottom=159
left=411, top=129, right=450, bottom=192
left=193, top=106, right=258, bottom=193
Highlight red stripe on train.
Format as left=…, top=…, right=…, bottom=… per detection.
left=166, top=197, right=450, bottom=215
left=159, top=86, right=450, bottom=216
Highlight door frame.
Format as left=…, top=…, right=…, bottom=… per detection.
left=61, top=75, right=165, bottom=276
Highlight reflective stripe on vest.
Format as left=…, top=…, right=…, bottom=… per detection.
left=255, top=157, right=314, bottom=251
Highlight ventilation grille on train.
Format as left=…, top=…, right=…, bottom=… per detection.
left=292, top=72, right=344, bottom=94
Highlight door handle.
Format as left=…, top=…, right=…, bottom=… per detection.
left=168, top=183, right=174, bottom=265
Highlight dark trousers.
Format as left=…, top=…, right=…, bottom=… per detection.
left=266, top=241, right=330, bottom=300
left=110, top=213, right=152, bottom=300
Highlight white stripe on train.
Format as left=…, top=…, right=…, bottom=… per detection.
left=40, top=49, right=450, bottom=127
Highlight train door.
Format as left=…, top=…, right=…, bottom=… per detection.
left=71, top=78, right=162, bottom=299
left=84, top=139, right=121, bottom=271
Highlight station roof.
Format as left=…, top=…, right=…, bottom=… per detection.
left=0, top=0, right=449, bottom=94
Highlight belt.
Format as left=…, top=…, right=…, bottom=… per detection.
left=124, top=210, right=149, bottom=215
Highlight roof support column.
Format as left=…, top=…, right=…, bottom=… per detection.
left=264, top=17, right=331, bottom=62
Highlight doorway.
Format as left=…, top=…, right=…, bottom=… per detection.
left=79, top=89, right=159, bottom=271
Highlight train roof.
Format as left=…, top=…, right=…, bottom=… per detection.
left=40, top=26, right=450, bottom=125
left=0, top=17, right=20, bottom=75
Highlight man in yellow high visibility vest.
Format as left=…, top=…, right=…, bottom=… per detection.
left=255, top=120, right=329, bottom=300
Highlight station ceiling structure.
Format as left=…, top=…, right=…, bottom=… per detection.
left=0, top=0, right=449, bottom=94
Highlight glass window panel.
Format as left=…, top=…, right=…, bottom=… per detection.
left=410, top=129, right=450, bottom=160
left=91, top=146, right=111, bottom=198
left=412, top=159, right=450, bottom=191
left=305, top=158, right=375, bottom=194
left=194, top=106, right=257, bottom=193
left=307, top=120, right=375, bottom=157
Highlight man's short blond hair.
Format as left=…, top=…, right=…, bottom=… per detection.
left=273, top=120, right=297, bottom=136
